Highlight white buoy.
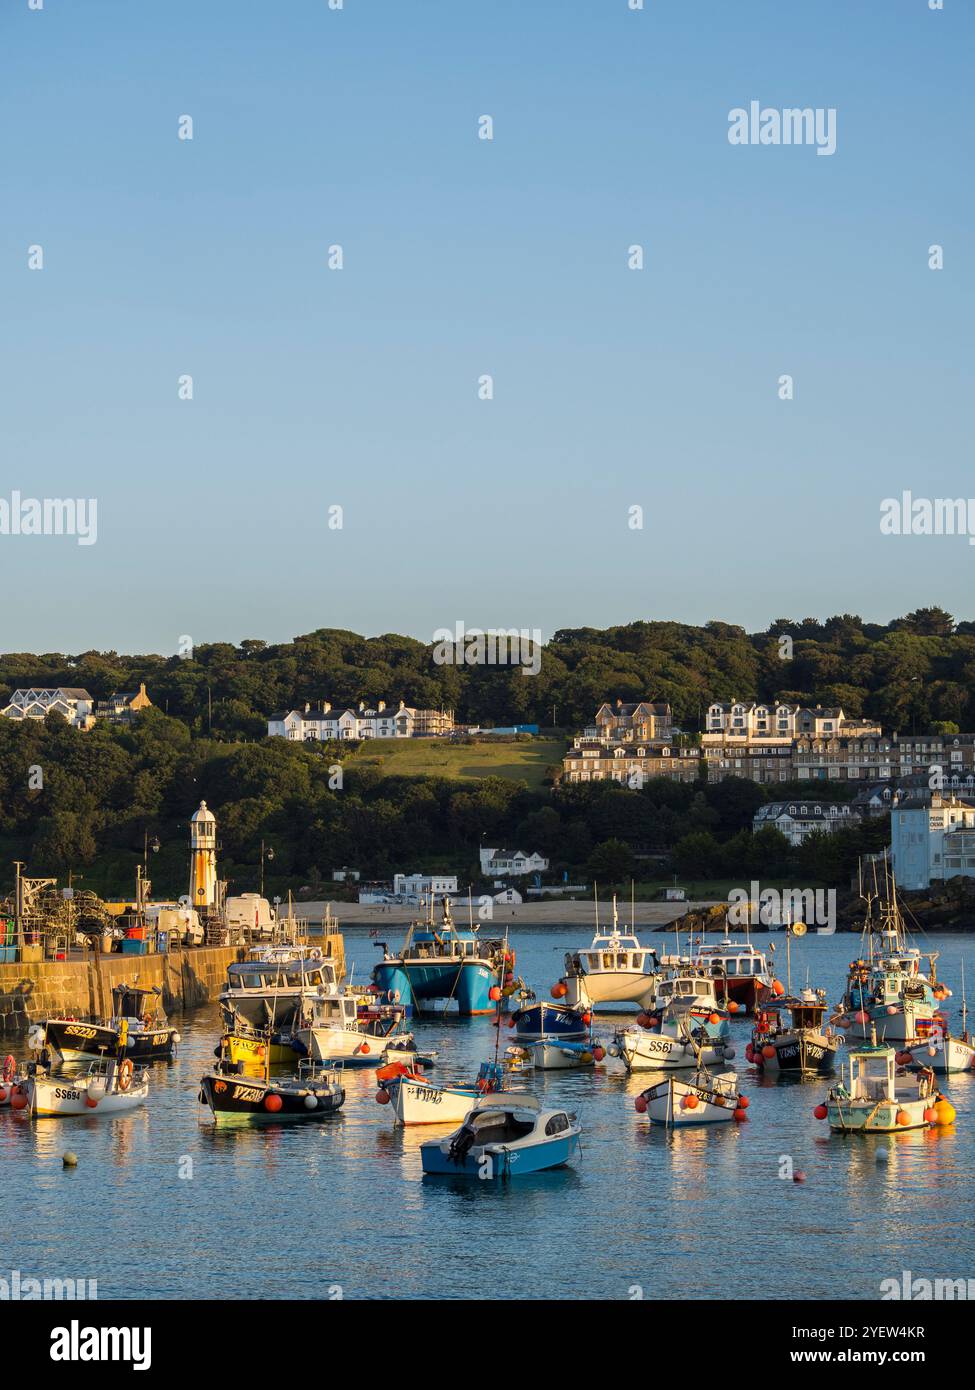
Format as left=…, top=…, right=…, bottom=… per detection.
left=876, top=1146, right=890, bottom=1164
left=63, top=1152, right=78, bottom=1167
left=304, top=1094, right=318, bottom=1110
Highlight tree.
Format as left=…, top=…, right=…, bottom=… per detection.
left=587, top=838, right=636, bottom=885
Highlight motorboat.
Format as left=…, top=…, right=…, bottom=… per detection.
left=371, top=895, right=513, bottom=1016
left=22, top=1057, right=149, bottom=1118
left=817, top=1038, right=947, bottom=1133
left=509, top=999, right=590, bottom=1043
left=749, top=989, right=839, bottom=1076
left=219, top=949, right=339, bottom=1031
left=651, top=966, right=731, bottom=1031
left=635, top=1067, right=746, bottom=1126
left=555, top=896, right=660, bottom=1010
left=420, top=1094, right=581, bottom=1177
left=376, top=1060, right=505, bottom=1126
left=612, top=1012, right=732, bottom=1072
left=199, top=1055, right=345, bottom=1125
left=35, top=985, right=179, bottom=1064
left=694, top=938, right=776, bottom=1014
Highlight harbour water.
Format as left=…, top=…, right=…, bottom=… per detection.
left=3, top=925, right=975, bottom=1301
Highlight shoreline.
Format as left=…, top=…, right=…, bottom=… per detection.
left=316, top=899, right=718, bottom=930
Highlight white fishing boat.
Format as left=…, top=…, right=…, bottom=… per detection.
left=817, top=1036, right=948, bottom=1134
left=220, top=949, right=340, bottom=1032
left=556, top=893, right=660, bottom=1010
left=652, top=966, right=731, bottom=1029
left=376, top=1060, right=505, bottom=1126
left=694, top=938, right=776, bottom=1015
left=612, top=1012, right=731, bottom=1072
left=635, top=1067, right=746, bottom=1126
left=22, top=1058, right=149, bottom=1118
left=920, top=1030, right=975, bottom=1075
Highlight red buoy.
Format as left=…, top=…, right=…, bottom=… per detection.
left=634, top=1094, right=648, bottom=1113
left=264, top=1092, right=284, bottom=1112
left=813, top=1103, right=828, bottom=1120
left=375, top=1089, right=391, bottom=1105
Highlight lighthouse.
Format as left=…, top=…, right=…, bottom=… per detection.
left=188, top=801, right=218, bottom=913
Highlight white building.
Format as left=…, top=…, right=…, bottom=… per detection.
left=392, top=873, right=459, bottom=898
left=891, top=792, right=975, bottom=890
left=752, top=800, right=859, bottom=846
left=268, top=700, right=454, bottom=741
left=479, top=848, right=549, bottom=878
left=0, top=687, right=96, bottom=729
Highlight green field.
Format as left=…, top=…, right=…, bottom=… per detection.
left=348, top=737, right=568, bottom=789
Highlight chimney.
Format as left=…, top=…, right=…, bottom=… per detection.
left=304, top=702, right=310, bottom=713
left=359, top=701, right=365, bottom=712
left=323, top=701, right=331, bottom=713
left=378, top=701, right=385, bottom=712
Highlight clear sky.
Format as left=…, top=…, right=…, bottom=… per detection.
left=1, top=0, right=970, bottom=654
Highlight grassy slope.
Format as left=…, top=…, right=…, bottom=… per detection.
left=347, top=737, right=568, bottom=790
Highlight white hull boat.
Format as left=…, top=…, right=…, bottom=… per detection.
left=24, top=1060, right=149, bottom=1118
left=636, top=1069, right=744, bottom=1126
left=613, top=1019, right=730, bottom=1072
left=528, top=1039, right=597, bottom=1071
left=909, top=1032, right=975, bottom=1075
left=558, top=897, right=660, bottom=1011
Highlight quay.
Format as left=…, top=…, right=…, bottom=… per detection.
left=0, top=935, right=346, bottom=1040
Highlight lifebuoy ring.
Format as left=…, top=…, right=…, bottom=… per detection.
left=117, top=1059, right=134, bottom=1092
left=1, top=1055, right=15, bottom=1083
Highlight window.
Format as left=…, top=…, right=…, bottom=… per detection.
left=545, top=1113, right=570, bottom=1136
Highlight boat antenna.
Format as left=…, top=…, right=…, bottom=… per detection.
left=630, top=878, right=635, bottom=932
left=594, top=881, right=599, bottom=932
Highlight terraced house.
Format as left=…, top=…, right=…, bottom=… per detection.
left=268, top=700, right=454, bottom=741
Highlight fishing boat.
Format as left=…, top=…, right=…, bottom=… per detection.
left=509, top=998, right=590, bottom=1043
left=912, top=1027, right=975, bottom=1075
left=694, top=938, right=776, bottom=1014
left=635, top=1067, right=746, bottom=1126
left=375, top=1059, right=505, bottom=1126
left=651, top=966, right=731, bottom=1033
left=371, top=895, right=513, bottom=1017
left=611, top=1011, right=732, bottom=1072
left=199, top=1051, right=345, bottom=1125
left=420, top=1094, right=581, bottom=1177
left=749, top=990, right=839, bottom=1076
left=22, top=1057, right=149, bottom=1118
left=36, top=984, right=179, bottom=1064
left=0, top=1055, right=27, bottom=1108
left=555, top=892, right=661, bottom=1010
left=219, top=949, right=339, bottom=1031
left=816, top=1037, right=948, bottom=1133
left=836, top=859, right=942, bottom=1044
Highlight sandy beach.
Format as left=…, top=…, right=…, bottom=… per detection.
left=302, top=899, right=719, bottom=931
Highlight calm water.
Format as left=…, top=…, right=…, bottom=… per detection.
left=3, top=925, right=975, bottom=1301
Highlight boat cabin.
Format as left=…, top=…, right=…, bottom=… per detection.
left=844, top=1045, right=898, bottom=1103
left=696, top=940, right=771, bottom=981
left=566, top=932, right=659, bottom=978
left=301, top=991, right=360, bottom=1029
left=226, top=957, right=337, bottom=992
left=111, top=984, right=163, bottom=1023
left=655, top=970, right=723, bottom=1013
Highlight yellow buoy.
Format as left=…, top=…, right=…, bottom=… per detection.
left=934, top=1097, right=956, bottom=1126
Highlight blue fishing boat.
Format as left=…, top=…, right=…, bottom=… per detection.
left=371, top=897, right=513, bottom=1017
left=510, top=999, right=589, bottom=1042
left=420, top=1094, right=581, bottom=1178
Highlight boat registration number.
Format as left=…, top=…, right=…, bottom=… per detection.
left=407, top=1086, right=442, bottom=1104
left=63, top=1026, right=99, bottom=1040
left=54, top=1088, right=84, bottom=1100
left=231, top=1085, right=266, bottom=1103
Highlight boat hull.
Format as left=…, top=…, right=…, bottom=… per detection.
left=199, top=1073, right=345, bottom=1124
left=511, top=1002, right=588, bottom=1043
left=640, top=1072, right=740, bottom=1126
left=421, top=1132, right=580, bottom=1177
left=913, top=1037, right=975, bottom=1075
left=826, top=1096, right=930, bottom=1132
left=44, top=1019, right=175, bottom=1064
left=563, top=973, right=657, bottom=1011
left=372, top=961, right=500, bottom=1016
left=384, top=1077, right=480, bottom=1125
left=25, top=1075, right=149, bottom=1118
left=616, top=1028, right=727, bottom=1072
left=528, top=1040, right=595, bottom=1070
left=756, top=1033, right=839, bottom=1077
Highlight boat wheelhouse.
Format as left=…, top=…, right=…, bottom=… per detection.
left=372, top=897, right=513, bottom=1016
left=694, top=939, right=774, bottom=1014
left=652, top=965, right=729, bottom=1024
left=750, top=990, right=838, bottom=1076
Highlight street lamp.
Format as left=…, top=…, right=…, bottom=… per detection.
left=260, top=840, right=275, bottom=897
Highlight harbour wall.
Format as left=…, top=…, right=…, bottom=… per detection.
left=0, top=934, right=346, bottom=1039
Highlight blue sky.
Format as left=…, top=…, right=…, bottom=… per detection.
left=1, top=0, right=970, bottom=653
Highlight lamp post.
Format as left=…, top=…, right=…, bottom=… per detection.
left=260, top=840, right=274, bottom=898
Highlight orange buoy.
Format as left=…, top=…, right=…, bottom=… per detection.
left=737, top=1094, right=749, bottom=1109
left=684, top=1093, right=699, bottom=1110
left=592, top=1046, right=605, bottom=1062
left=923, top=1107, right=937, bottom=1123
left=636, top=1013, right=652, bottom=1029
left=551, top=983, right=567, bottom=999
left=762, top=1045, right=775, bottom=1060
left=634, top=1094, right=648, bottom=1113
left=359, top=1043, right=370, bottom=1054
left=85, top=1097, right=98, bottom=1109
left=264, top=1092, right=283, bottom=1112
left=727, top=1001, right=739, bottom=1014
left=813, top=1103, right=828, bottom=1120
left=896, top=1109, right=911, bottom=1126
left=708, top=1012, right=720, bottom=1026
left=488, top=986, right=501, bottom=1002
left=772, top=980, right=785, bottom=997
left=733, top=1108, right=748, bottom=1122
left=375, top=1089, right=391, bottom=1105
left=581, top=1012, right=592, bottom=1026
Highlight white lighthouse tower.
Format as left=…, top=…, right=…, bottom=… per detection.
left=188, top=800, right=218, bottom=913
